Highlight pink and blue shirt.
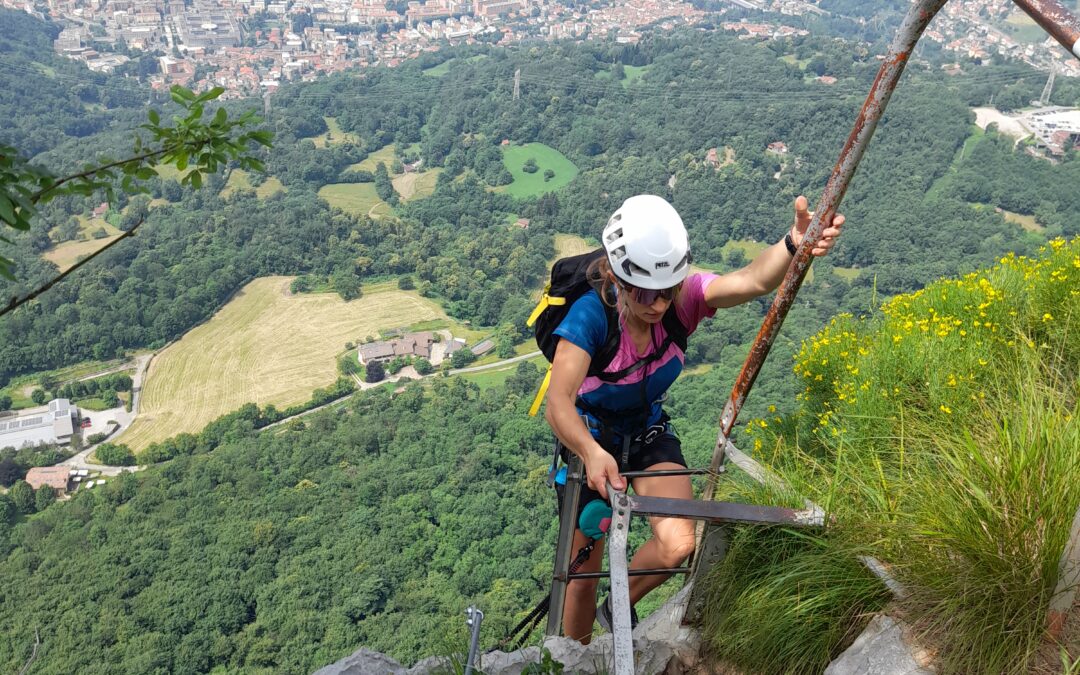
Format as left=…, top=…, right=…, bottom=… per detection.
left=553, top=272, right=718, bottom=436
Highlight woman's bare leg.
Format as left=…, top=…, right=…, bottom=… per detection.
left=562, top=527, right=606, bottom=643
left=627, top=463, right=696, bottom=604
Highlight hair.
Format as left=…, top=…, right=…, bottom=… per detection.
left=586, top=256, right=618, bottom=308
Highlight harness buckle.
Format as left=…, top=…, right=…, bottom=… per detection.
left=639, top=424, right=666, bottom=445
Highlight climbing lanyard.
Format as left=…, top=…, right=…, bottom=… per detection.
left=495, top=539, right=597, bottom=652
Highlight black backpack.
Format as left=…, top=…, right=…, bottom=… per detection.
left=526, top=248, right=687, bottom=416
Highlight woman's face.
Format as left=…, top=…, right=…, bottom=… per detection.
left=611, top=273, right=678, bottom=324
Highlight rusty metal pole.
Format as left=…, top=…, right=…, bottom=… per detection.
left=703, top=0, right=951, bottom=487
left=1011, top=0, right=1080, bottom=59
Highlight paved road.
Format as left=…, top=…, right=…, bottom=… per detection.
left=449, top=351, right=541, bottom=375
left=262, top=350, right=543, bottom=430
left=62, top=354, right=153, bottom=474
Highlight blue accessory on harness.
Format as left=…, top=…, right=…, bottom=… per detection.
left=578, top=499, right=612, bottom=539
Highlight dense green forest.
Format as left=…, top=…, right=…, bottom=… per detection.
left=0, top=10, right=151, bottom=156
left=4, top=13, right=1079, bottom=390
left=3, top=5, right=1080, bottom=672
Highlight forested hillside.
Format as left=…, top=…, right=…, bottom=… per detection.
left=0, top=376, right=558, bottom=672
left=0, top=9, right=149, bottom=156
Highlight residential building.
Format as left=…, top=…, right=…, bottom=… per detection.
left=25, top=466, right=72, bottom=495
left=358, top=331, right=437, bottom=364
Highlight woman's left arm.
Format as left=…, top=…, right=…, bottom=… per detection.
left=705, top=195, right=844, bottom=309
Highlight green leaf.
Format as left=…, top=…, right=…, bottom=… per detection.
left=170, top=85, right=195, bottom=102
left=196, top=87, right=225, bottom=103
left=189, top=171, right=202, bottom=189
left=0, top=195, right=16, bottom=225
left=251, top=131, right=274, bottom=148
left=136, top=167, right=158, bottom=180
left=148, top=109, right=160, bottom=125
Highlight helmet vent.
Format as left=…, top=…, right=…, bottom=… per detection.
left=622, top=259, right=652, bottom=278
left=673, top=253, right=690, bottom=274
left=605, top=227, right=623, bottom=244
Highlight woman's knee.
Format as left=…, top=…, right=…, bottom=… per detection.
left=655, top=523, right=696, bottom=565
left=567, top=578, right=600, bottom=601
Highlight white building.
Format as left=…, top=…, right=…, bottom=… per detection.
left=1020, top=107, right=1080, bottom=156
left=0, top=399, right=79, bottom=449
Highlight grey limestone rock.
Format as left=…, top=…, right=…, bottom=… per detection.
left=824, top=615, right=933, bottom=675
left=311, top=647, right=407, bottom=675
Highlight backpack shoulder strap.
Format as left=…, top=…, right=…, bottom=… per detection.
left=661, top=305, right=688, bottom=353
left=586, top=301, right=621, bottom=377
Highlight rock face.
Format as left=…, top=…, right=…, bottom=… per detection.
left=824, top=615, right=933, bottom=675
left=313, top=592, right=933, bottom=675
left=313, top=585, right=699, bottom=675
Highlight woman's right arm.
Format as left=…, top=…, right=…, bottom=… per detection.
left=544, top=339, right=626, bottom=500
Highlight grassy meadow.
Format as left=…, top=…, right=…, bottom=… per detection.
left=622, top=64, right=651, bottom=86
left=347, top=144, right=397, bottom=173
left=308, top=116, right=360, bottom=148
left=703, top=238, right=1080, bottom=673
left=318, top=183, right=384, bottom=218
left=497, top=143, right=578, bottom=198
left=459, top=354, right=546, bottom=389
left=220, top=169, right=284, bottom=199
left=392, top=168, right=442, bottom=201
left=0, top=356, right=137, bottom=410
left=120, top=277, right=450, bottom=450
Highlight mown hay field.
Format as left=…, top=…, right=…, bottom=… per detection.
left=43, top=216, right=123, bottom=272
left=553, top=233, right=592, bottom=260
left=392, top=168, right=442, bottom=201
left=221, top=169, right=286, bottom=199
left=347, top=144, right=397, bottom=173
left=121, top=276, right=449, bottom=450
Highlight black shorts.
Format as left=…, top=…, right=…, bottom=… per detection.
left=563, top=425, right=687, bottom=523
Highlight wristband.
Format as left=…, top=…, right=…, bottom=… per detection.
left=784, top=232, right=798, bottom=256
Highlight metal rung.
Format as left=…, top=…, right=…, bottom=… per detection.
left=605, top=485, right=821, bottom=675
left=625, top=493, right=822, bottom=527
left=619, top=468, right=714, bottom=479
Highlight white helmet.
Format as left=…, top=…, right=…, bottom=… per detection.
left=602, top=195, right=691, bottom=290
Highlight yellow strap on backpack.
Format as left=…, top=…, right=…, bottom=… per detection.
left=527, top=284, right=567, bottom=416
left=526, top=291, right=565, bottom=327
left=528, top=366, right=552, bottom=417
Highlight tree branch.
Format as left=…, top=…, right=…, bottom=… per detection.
left=30, top=144, right=186, bottom=204
left=1, top=217, right=145, bottom=319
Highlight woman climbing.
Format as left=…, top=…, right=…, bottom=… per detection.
left=543, top=193, right=844, bottom=643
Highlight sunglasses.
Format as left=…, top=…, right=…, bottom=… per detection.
left=619, top=281, right=680, bottom=305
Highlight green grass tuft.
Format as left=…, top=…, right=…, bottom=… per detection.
left=702, top=238, right=1080, bottom=673
left=701, top=526, right=890, bottom=673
